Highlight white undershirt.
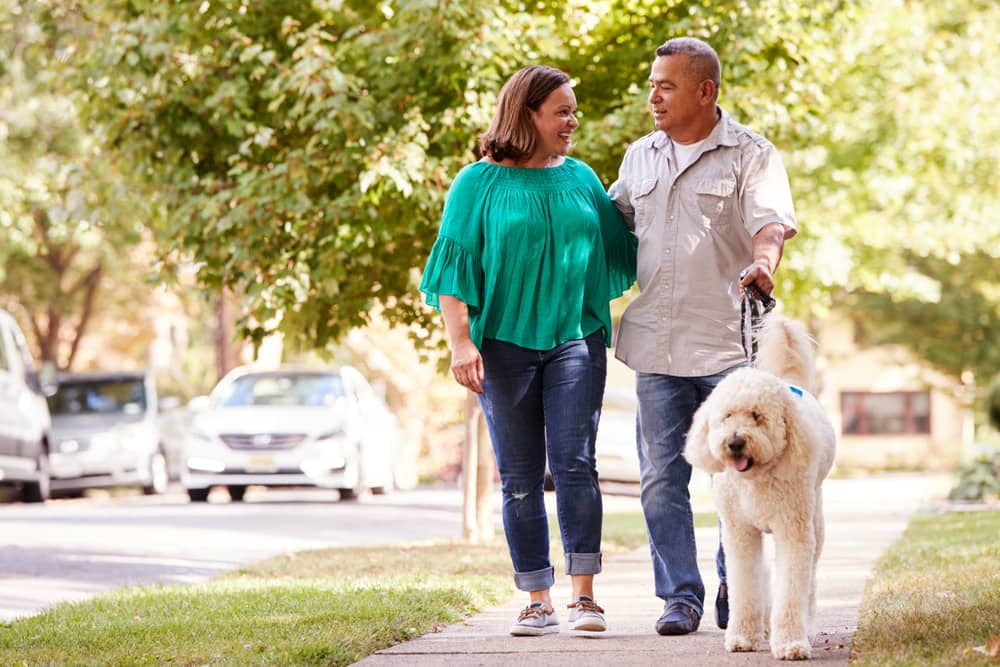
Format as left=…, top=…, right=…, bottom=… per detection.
left=671, top=137, right=707, bottom=172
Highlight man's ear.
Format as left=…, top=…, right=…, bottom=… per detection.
left=700, top=79, right=717, bottom=106
left=684, top=403, right=724, bottom=473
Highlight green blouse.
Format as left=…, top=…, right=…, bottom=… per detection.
left=420, top=157, right=637, bottom=351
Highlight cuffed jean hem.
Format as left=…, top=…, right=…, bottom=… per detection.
left=514, top=566, right=555, bottom=592
left=565, top=552, right=603, bottom=576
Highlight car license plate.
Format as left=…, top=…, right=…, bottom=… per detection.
left=245, top=455, right=276, bottom=472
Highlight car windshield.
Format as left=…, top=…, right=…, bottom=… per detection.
left=218, top=373, right=345, bottom=408
left=48, top=379, right=147, bottom=416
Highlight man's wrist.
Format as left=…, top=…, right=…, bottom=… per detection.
left=752, top=258, right=772, bottom=273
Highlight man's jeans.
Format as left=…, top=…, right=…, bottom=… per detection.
left=636, top=367, right=740, bottom=616
left=478, top=332, right=606, bottom=592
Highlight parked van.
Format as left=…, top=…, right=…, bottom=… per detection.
left=0, top=308, right=52, bottom=502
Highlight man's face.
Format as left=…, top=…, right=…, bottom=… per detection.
left=647, top=54, right=704, bottom=136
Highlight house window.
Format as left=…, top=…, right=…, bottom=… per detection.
left=841, top=391, right=931, bottom=435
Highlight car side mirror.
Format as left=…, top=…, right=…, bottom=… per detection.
left=38, top=360, right=58, bottom=397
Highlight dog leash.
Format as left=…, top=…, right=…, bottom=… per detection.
left=739, top=272, right=776, bottom=366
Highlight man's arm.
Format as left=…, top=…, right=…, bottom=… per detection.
left=739, top=222, right=788, bottom=296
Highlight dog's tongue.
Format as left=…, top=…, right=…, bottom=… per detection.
left=731, top=456, right=752, bottom=472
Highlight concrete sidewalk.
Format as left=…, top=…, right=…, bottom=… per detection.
left=354, top=474, right=950, bottom=666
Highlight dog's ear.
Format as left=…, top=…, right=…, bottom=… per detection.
left=684, top=403, right=724, bottom=473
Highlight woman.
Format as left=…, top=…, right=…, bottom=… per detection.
left=420, top=65, right=637, bottom=636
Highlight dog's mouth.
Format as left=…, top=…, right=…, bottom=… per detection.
left=725, top=434, right=755, bottom=472
left=729, top=455, right=754, bottom=472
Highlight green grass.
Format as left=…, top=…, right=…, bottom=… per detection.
left=0, top=511, right=651, bottom=666
left=851, top=509, right=1000, bottom=666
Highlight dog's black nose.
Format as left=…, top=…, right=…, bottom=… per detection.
left=727, top=435, right=746, bottom=454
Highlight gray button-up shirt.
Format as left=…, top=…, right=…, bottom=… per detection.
left=609, top=108, right=796, bottom=377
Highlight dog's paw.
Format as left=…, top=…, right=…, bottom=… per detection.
left=725, top=631, right=759, bottom=653
left=772, top=639, right=811, bottom=660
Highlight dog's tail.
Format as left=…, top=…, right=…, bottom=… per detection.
left=755, top=314, right=818, bottom=393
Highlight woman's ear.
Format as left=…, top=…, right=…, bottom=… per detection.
left=684, top=403, right=724, bottom=473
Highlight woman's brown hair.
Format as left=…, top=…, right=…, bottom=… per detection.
left=478, top=65, right=570, bottom=163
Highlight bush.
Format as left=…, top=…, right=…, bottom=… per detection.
left=948, top=448, right=1000, bottom=501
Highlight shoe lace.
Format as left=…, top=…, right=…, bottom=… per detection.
left=567, top=598, right=605, bottom=614
left=517, top=604, right=552, bottom=621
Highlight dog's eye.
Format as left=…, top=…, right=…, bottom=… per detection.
left=752, top=410, right=763, bottom=424
left=724, top=412, right=732, bottom=420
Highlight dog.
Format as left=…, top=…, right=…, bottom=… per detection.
left=684, top=314, right=836, bottom=660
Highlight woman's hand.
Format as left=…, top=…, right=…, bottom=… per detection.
left=439, top=295, right=485, bottom=394
left=450, top=338, right=485, bottom=394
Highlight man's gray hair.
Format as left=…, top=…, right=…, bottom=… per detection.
left=655, top=37, right=721, bottom=91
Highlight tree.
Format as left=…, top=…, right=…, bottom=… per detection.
left=781, top=0, right=1000, bottom=388
left=71, top=0, right=856, bottom=351
left=0, top=0, right=152, bottom=368
left=66, top=0, right=998, bottom=395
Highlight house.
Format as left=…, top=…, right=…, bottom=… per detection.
left=816, top=317, right=970, bottom=472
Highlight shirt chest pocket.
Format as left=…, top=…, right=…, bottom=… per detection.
left=696, top=178, right=737, bottom=228
left=630, top=178, right=659, bottom=232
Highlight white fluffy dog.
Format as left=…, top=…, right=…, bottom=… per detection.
left=684, top=315, right=836, bottom=660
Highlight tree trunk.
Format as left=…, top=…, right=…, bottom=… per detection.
left=462, top=390, right=495, bottom=544
left=215, top=289, right=238, bottom=381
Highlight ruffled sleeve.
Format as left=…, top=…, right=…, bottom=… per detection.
left=419, top=165, right=485, bottom=311
left=420, top=236, right=482, bottom=310
left=588, top=169, right=637, bottom=300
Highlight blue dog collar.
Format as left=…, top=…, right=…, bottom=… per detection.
left=788, top=384, right=804, bottom=398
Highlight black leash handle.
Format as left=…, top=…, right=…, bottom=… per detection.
left=740, top=271, right=776, bottom=366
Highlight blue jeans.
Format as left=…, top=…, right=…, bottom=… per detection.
left=635, top=366, right=741, bottom=616
left=478, top=332, right=606, bottom=592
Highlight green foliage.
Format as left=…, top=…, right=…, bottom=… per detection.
left=67, top=0, right=861, bottom=352
left=948, top=448, right=1000, bottom=502
left=32, top=0, right=999, bottom=392
left=0, top=0, right=153, bottom=366
left=788, top=0, right=1000, bottom=386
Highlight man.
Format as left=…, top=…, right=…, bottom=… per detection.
left=609, top=37, right=797, bottom=635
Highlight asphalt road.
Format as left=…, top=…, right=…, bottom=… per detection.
left=0, top=484, right=480, bottom=622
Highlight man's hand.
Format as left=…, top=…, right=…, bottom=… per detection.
left=739, top=259, right=774, bottom=297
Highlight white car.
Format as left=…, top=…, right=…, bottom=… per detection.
left=0, top=308, right=52, bottom=503
left=46, top=371, right=169, bottom=497
left=181, top=365, right=398, bottom=502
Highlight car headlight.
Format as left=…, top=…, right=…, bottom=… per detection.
left=186, top=456, right=225, bottom=473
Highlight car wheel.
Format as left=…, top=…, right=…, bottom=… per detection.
left=370, top=470, right=395, bottom=496
left=143, top=451, right=169, bottom=495
left=187, top=488, right=210, bottom=502
left=21, top=446, right=51, bottom=503
left=227, top=485, right=247, bottom=502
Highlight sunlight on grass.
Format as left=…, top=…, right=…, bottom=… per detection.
left=852, top=509, right=1000, bottom=666
left=0, top=511, right=654, bottom=666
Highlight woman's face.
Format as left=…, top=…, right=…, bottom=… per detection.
left=529, top=83, right=578, bottom=159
